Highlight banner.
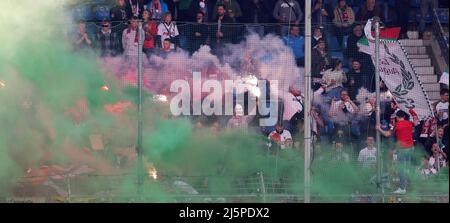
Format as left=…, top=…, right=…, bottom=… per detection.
left=358, top=20, right=433, bottom=120
left=377, top=42, right=433, bottom=120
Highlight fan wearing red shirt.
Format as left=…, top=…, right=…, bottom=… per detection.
left=376, top=109, right=419, bottom=194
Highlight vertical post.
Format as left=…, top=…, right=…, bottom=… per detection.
left=374, top=18, right=384, bottom=199
left=259, top=172, right=266, bottom=203
left=304, top=0, right=312, bottom=203
left=137, top=20, right=144, bottom=197
left=66, top=175, right=71, bottom=203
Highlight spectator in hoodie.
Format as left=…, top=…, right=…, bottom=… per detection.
left=273, top=0, right=303, bottom=24
left=333, top=0, right=355, bottom=48
left=273, top=0, right=303, bottom=36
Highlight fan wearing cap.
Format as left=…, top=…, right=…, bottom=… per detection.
left=376, top=108, right=419, bottom=194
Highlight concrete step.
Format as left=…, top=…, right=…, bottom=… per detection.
left=419, top=75, right=438, bottom=83
left=422, top=83, right=441, bottom=91
left=403, top=46, right=427, bottom=54
left=410, top=58, right=432, bottom=67
left=399, top=39, right=424, bottom=47
left=427, top=91, right=441, bottom=101
left=415, top=66, right=434, bottom=75
left=407, top=54, right=429, bottom=59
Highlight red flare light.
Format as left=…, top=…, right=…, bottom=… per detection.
left=100, top=85, right=109, bottom=91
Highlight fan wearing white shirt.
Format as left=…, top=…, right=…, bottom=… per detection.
left=157, top=12, right=179, bottom=48
left=268, top=123, right=293, bottom=149
left=358, top=136, right=377, bottom=168
left=329, top=90, right=358, bottom=115
left=433, top=88, right=449, bottom=124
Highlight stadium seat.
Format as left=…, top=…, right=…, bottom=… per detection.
left=408, top=11, right=416, bottom=23
left=410, top=0, right=421, bottom=8
left=91, top=0, right=108, bottom=3
left=416, top=12, right=433, bottom=23
left=342, top=35, right=349, bottom=49
left=438, top=9, right=449, bottom=23
left=329, top=51, right=345, bottom=65
left=94, top=5, right=111, bottom=21
left=327, top=35, right=341, bottom=51
left=352, top=6, right=360, bottom=17
left=73, top=4, right=94, bottom=21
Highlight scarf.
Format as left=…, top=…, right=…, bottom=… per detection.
left=127, top=26, right=139, bottom=43
left=149, top=0, right=162, bottom=19
left=129, top=0, right=140, bottom=17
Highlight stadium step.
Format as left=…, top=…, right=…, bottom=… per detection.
left=410, top=58, right=432, bottom=67
left=403, top=46, right=427, bottom=54
left=414, top=66, right=434, bottom=75
left=401, top=36, right=440, bottom=104
left=419, top=75, right=438, bottom=83
left=399, top=39, right=424, bottom=47
left=427, top=91, right=441, bottom=101
left=407, top=54, right=429, bottom=59
left=422, top=83, right=441, bottom=91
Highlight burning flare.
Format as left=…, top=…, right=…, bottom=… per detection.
left=148, top=167, right=158, bottom=180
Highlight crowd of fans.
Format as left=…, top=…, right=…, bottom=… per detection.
left=71, top=0, right=447, bottom=55
left=68, top=0, right=449, bottom=186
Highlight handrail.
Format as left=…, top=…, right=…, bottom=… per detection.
left=432, top=8, right=449, bottom=63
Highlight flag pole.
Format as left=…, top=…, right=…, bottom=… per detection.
left=373, top=16, right=384, bottom=201
left=137, top=20, right=145, bottom=198
left=304, top=0, right=312, bottom=203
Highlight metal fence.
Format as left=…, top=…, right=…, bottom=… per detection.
left=6, top=18, right=449, bottom=203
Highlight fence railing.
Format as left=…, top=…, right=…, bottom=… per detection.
left=432, top=8, right=449, bottom=64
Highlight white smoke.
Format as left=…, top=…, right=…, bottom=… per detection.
left=104, top=33, right=303, bottom=100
